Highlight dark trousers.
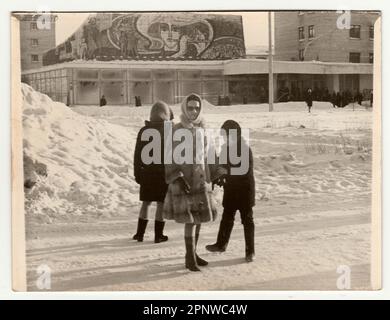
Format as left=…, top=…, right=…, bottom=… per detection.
left=220, top=207, right=255, bottom=255
left=222, top=207, right=254, bottom=227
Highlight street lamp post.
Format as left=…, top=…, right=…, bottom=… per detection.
left=268, top=11, right=274, bottom=112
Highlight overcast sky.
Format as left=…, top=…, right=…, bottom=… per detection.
left=55, top=12, right=270, bottom=48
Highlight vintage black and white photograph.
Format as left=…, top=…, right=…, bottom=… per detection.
left=11, top=9, right=381, bottom=291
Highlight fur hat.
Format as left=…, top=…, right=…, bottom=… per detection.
left=149, top=101, right=171, bottom=122
left=221, top=119, right=241, bottom=136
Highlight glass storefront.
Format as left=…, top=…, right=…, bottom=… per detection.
left=76, top=81, right=99, bottom=105
left=101, top=81, right=125, bottom=105
left=22, top=66, right=225, bottom=106
left=22, top=68, right=69, bottom=104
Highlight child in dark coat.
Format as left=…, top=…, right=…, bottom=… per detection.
left=132, top=101, right=173, bottom=243
left=206, top=120, right=256, bottom=262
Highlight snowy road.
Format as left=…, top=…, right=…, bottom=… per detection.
left=26, top=195, right=370, bottom=291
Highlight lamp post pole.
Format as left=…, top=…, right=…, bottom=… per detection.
left=268, top=11, right=274, bottom=112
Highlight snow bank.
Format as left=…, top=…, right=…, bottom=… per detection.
left=22, top=84, right=372, bottom=220
left=22, top=84, right=139, bottom=218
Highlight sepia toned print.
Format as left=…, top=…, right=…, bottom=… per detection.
left=12, top=10, right=381, bottom=291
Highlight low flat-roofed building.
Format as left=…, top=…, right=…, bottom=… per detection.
left=22, top=58, right=373, bottom=106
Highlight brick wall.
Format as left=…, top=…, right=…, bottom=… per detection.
left=275, top=11, right=379, bottom=63
left=19, top=15, right=56, bottom=71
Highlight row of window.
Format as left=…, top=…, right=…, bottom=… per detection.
left=298, top=25, right=374, bottom=40
left=298, top=49, right=373, bottom=63
left=298, top=25, right=315, bottom=40
left=349, top=52, right=374, bottom=63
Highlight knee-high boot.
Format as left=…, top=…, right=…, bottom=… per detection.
left=132, top=218, right=148, bottom=242
left=184, top=236, right=200, bottom=272
left=195, top=232, right=208, bottom=266
left=154, top=220, right=168, bottom=243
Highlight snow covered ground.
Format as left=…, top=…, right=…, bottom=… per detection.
left=22, top=84, right=373, bottom=291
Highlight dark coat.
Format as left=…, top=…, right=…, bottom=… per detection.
left=100, top=96, right=107, bottom=106
left=305, top=91, right=313, bottom=107
left=134, top=121, right=168, bottom=202
left=221, top=142, right=255, bottom=211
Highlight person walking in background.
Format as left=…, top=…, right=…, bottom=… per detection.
left=370, top=90, right=374, bottom=108
left=163, top=93, right=219, bottom=272
left=132, top=101, right=172, bottom=243
left=305, top=88, right=313, bottom=113
left=355, top=91, right=363, bottom=106
left=100, top=95, right=107, bottom=107
left=206, top=120, right=256, bottom=262
left=335, top=91, right=341, bottom=108
left=331, top=91, right=337, bottom=108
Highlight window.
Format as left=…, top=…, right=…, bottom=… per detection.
left=31, top=54, right=39, bottom=62
left=349, top=52, right=360, bottom=63
left=31, top=39, right=39, bottom=46
left=350, top=25, right=361, bottom=39
left=30, top=22, right=38, bottom=30
left=369, top=52, right=374, bottom=63
left=299, top=49, right=305, bottom=61
left=308, top=25, right=314, bottom=39
left=298, top=27, right=304, bottom=40
left=369, top=26, right=374, bottom=39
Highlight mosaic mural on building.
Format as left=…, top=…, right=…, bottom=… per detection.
left=43, top=13, right=245, bottom=65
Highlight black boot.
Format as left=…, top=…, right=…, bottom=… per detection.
left=154, top=220, right=168, bottom=243
left=184, top=236, right=200, bottom=272
left=132, top=218, right=148, bottom=242
left=205, top=219, right=234, bottom=253
left=195, top=232, right=208, bottom=266
left=243, top=222, right=255, bottom=262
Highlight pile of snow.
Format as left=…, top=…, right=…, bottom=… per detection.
left=22, top=84, right=372, bottom=220
left=22, top=84, right=139, bottom=219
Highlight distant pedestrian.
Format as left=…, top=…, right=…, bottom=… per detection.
left=331, top=91, right=337, bottom=108
left=370, top=90, right=373, bottom=108
left=100, top=95, right=107, bottom=107
left=355, top=91, right=363, bottom=105
left=305, top=88, right=313, bottom=113
left=335, top=92, right=341, bottom=108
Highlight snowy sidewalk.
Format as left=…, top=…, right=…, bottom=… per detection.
left=26, top=196, right=371, bottom=291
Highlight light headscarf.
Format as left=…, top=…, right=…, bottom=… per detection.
left=180, top=93, right=206, bottom=128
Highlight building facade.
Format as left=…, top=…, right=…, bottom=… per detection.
left=17, top=14, right=57, bottom=71
left=42, top=13, right=246, bottom=65
left=20, top=12, right=374, bottom=106
left=275, top=11, right=380, bottom=63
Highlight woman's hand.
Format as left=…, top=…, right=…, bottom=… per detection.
left=212, top=175, right=226, bottom=190
left=176, top=176, right=191, bottom=194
